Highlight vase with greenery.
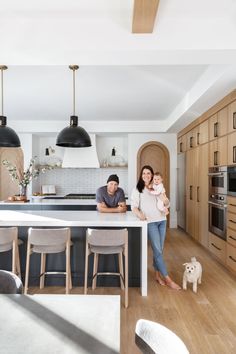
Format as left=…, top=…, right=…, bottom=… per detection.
left=2, top=156, right=53, bottom=198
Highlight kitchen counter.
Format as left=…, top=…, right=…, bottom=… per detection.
left=0, top=210, right=147, bottom=295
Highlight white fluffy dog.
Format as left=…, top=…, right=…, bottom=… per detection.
left=183, top=257, right=202, bottom=293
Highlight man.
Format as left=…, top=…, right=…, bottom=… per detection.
left=96, top=174, right=127, bottom=213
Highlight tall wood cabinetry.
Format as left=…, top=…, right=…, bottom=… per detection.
left=178, top=90, right=236, bottom=275
left=181, top=122, right=209, bottom=247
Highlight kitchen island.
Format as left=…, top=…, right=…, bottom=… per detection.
left=0, top=198, right=131, bottom=211
left=0, top=210, right=147, bottom=296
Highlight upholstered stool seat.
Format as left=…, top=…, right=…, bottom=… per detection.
left=0, top=227, right=22, bottom=278
left=24, top=228, right=72, bottom=295
left=0, top=270, right=23, bottom=294
left=84, top=228, right=128, bottom=308
left=135, top=319, right=189, bottom=354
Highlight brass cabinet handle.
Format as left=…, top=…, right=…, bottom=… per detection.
left=229, top=219, right=236, bottom=224
left=214, top=122, right=218, bottom=137
left=233, top=146, right=236, bottom=163
left=233, top=112, right=236, bottom=129
left=190, top=185, right=193, bottom=200
left=229, top=203, right=236, bottom=207
left=197, top=132, right=200, bottom=145
left=211, top=243, right=221, bottom=251
left=229, top=235, right=236, bottom=241
left=229, top=255, right=236, bottom=263
left=214, top=151, right=218, bottom=165
left=180, top=142, right=183, bottom=152
left=190, top=136, right=193, bottom=148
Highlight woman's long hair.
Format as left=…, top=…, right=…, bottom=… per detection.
left=136, top=165, right=154, bottom=193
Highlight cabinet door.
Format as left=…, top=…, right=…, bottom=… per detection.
left=186, top=149, right=195, bottom=237
left=198, top=120, right=208, bottom=145
left=217, top=107, right=228, bottom=137
left=228, top=100, right=236, bottom=133
left=197, top=143, right=209, bottom=248
left=209, top=139, right=218, bottom=167
left=177, top=135, right=187, bottom=154
left=209, top=114, right=218, bottom=141
left=228, top=132, right=236, bottom=165
left=218, top=136, right=227, bottom=166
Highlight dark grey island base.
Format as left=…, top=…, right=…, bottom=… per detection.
left=0, top=226, right=140, bottom=288
left=0, top=203, right=131, bottom=211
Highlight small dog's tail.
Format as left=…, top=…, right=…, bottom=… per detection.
left=191, top=257, right=197, bottom=262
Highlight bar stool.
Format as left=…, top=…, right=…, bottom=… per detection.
left=0, top=227, right=22, bottom=278
left=24, top=228, right=72, bottom=295
left=84, top=228, right=128, bottom=308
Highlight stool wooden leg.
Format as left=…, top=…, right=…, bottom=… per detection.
left=69, top=261, right=72, bottom=290
left=12, top=240, right=17, bottom=275
left=84, top=241, right=89, bottom=294
left=124, top=244, right=128, bottom=308
left=118, top=252, right=124, bottom=290
left=24, top=242, right=31, bottom=295
left=65, top=241, right=70, bottom=295
left=40, top=253, right=46, bottom=289
left=92, top=253, right=98, bottom=290
left=16, top=245, right=21, bottom=279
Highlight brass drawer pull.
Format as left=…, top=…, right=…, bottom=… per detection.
left=211, top=243, right=221, bottom=251
left=233, top=146, right=236, bottom=163
left=229, top=255, right=236, bottom=263
left=229, top=203, right=236, bottom=207
left=229, top=235, right=236, bottom=241
left=229, top=219, right=236, bottom=224
left=214, top=122, right=218, bottom=137
left=233, top=112, right=236, bottom=129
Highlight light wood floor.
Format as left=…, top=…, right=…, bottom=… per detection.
left=30, top=228, right=236, bottom=354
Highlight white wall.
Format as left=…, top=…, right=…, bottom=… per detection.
left=127, top=133, right=177, bottom=228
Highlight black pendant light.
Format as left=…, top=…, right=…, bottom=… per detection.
left=56, top=65, right=91, bottom=148
left=0, top=65, right=21, bottom=147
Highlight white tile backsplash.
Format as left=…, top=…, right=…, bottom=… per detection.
left=33, top=168, right=128, bottom=195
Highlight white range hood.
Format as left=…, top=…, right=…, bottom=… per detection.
left=62, top=134, right=100, bottom=168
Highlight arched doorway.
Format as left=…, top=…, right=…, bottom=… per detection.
left=137, top=141, right=170, bottom=202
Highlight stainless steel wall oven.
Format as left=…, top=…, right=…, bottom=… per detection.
left=208, top=194, right=227, bottom=240
left=208, top=166, right=227, bottom=195
left=228, top=166, right=236, bottom=196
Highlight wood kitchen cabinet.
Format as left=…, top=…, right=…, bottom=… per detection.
left=186, top=143, right=209, bottom=245
left=186, top=127, right=198, bottom=150
left=209, top=135, right=227, bottom=167
left=209, top=232, right=226, bottom=264
left=228, top=131, right=236, bottom=165
left=209, top=108, right=228, bottom=141
left=226, top=196, right=236, bottom=272
left=198, top=120, right=209, bottom=145
left=228, top=100, right=236, bottom=133
left=177, top=135, right=187, bottom=153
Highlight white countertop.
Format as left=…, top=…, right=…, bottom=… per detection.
left=0, top=198, right=130, bottom=205
left=0, top=210, right=145, bottom=227
left=0, top=295, right=120, bottom=354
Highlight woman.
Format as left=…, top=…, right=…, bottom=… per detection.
left=131, top=165, right=181, bottom=290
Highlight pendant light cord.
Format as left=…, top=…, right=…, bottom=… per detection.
left=1, top=68, right=3, bottom=115
left=73, top=68, right=75, bottom=116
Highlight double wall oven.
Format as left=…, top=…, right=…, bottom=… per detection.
left=208, top=166, right=227, bottom=240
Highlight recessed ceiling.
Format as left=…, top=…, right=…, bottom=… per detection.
left=0, top=1, right=236, bottom=133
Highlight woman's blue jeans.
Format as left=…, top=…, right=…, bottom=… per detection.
left=148, top=220, right=168, bottom=277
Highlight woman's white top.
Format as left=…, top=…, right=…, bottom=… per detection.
left=131, top=187, right=168, bottom=223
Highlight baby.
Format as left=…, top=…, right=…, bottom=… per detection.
left=149, top=172, right=169, bottom=215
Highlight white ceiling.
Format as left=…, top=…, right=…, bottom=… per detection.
left=1, top=1, right=236, bottom=133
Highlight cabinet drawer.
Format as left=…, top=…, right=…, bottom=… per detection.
left=227, top=212, right=236, bottom=230
left=209, top=232, right=226, bottom=263
left=227, top=196, right=236, bottom=210
left=227, top=228, right=236, bottom=247
left=226, top=243, right=236, bottom=272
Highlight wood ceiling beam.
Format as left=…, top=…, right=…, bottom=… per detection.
left=132, top=0, right=160, bottom=33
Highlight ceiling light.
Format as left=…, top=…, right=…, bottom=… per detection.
left=56, top=65, right=91, bottom=148
left=0, top=65, right=21, bottom=147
